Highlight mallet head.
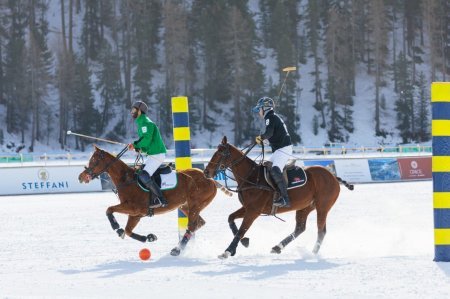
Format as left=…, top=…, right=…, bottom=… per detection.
left=282, top=66, right=297, bottom=72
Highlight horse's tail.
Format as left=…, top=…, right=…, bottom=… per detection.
left=336, top=176, right=354, bottom=191
left=215, top=181, right=233, bottom=197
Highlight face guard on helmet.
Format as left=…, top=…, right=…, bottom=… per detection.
left=252, top=97, right=274, bottom=113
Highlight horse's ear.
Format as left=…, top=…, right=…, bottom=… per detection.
left=222, top=136, right=227, bottom=144
left=93, top=144, right=99, bottom=151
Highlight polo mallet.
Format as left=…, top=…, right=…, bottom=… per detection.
left=277, top=66, right=297, bottom=99
left=66, top=131, right=127, bottom=146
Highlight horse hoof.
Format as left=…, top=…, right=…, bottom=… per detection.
left=147, top=234, right=157, bottom=242
left=170, top=247, right=181, bottom=256
left=240, top=238, right=250, bottom=248
left=218, top=251, right=231, bottom=259
left=116, top=228, right=125, bottom=239
left=271, top=246, right=282, bottom=254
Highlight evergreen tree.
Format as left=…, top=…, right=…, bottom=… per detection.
left=4, top=0, right=28, bottom=140
left=325, top=3, right=354, bottom=142
left=394, top=52, right=414, bottom=143
left=0, top=16, right=4, bottom=106
left=423, top=0, right=447, bottom=81
left=131, top=0, right=161, bottom=105
left=325, top=76, right=345, bottom=142
left=261, top=0, right=301, bottom=144
left=415, top=71, right=430, bottom=142
left=73, top=57, right=98, bottom=151
left=368, top=0, right=389, bottom=137
left=191, top=0, right=230, bottom=137
left=80, top=0, right=109, bottom=62
left=305, top=0, right=326, bottom=129
left=96, top=42, right=124, bottom=134
left=27, top=0, right=53, bottom=151
left=223, top=4, right=264, bottom=145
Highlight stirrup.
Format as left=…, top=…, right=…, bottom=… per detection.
left=273, top=197, right=290, bottom=208
left=149, top=197, right=168, bottom=209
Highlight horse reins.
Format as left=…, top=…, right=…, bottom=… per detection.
left=213, top=142, right=272, bottom=193
left=84, top=145, right=129, bottom=180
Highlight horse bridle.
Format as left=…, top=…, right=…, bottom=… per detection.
left=84, top=146, right=128, bottom=180
left=210, top=143, right=255, bottom=177
left=210, top=142, right=271, bottom=193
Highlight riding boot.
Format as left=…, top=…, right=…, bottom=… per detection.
left=270, top=166, right=290, bottom=208
left=138, top=170, right=168, bottom=208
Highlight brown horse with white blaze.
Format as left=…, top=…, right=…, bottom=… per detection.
left=78, top=145, right=224, bottom=256
left=204, top=136, right=354, bottom=259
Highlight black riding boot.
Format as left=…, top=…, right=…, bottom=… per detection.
left=270, top=166, right=290, bottom=208
left=138, top=171, right=168, bottom=208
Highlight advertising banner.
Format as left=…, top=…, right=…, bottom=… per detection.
left=397, top=157, right=432, bottom=180
left=0, top=166, right=102, bottom=195
left=368, top=158, right=401, bottom=181
left=334, top=159, right=372, bottom=183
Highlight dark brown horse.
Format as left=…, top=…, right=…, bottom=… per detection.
left=78, top=145, right=224, bottom=256
left=204, top=136, right=354, bottom=259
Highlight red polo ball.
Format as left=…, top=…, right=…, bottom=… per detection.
left=139, top=248, right=151, bottom=260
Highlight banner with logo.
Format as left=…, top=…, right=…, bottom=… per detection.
left=0, top=166, right=102, bottom=195
left=397, top=157, right=432, bottom=180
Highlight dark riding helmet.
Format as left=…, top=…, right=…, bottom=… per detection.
left=132, top=101, right=148, bottom=114
left=252, top=97, right=274, bottom=113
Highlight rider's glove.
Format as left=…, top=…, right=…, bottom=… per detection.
left=255, top=135, right=263, bottom=145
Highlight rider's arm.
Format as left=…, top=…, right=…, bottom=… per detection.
left=260, top=115, right=275, bottom=140
left=134, top=121, right=155, bottom=149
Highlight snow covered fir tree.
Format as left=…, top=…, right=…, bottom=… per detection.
left=0, top=0, right=449, bottom=153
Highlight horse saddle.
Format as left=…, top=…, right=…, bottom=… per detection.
left=137, top=163, right=178, bottom=191
left=264, top=160, right=307, bottom=190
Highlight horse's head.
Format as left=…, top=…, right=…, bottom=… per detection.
left=78, top=145, right=109, bottom=183
left=204, top=136, right=243, bottom=179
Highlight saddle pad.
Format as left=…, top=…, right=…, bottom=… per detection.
left=159, top=172, right=177, bottom=190
left=263, top=165, right=307, bottom=190
left=138, top=171, right=178, bottom=192
left=286, top=166, right=307, bottom=189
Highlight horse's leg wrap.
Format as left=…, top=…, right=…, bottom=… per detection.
left=170, top=230, right=192, bottom=256
left=225, top=235, right=240, bottom=256
left=130, top=233, right=147, bottom=243
left=272, top=223, right=306, bottom=254
left=107, top=213, right=119, bottom=230
left=313, top=228, right=326, bottom=254
left=229, top=222, right=238, bottom=235
left=179, top=230, right=193, bottom=249
left=229, top=221, right=249, bottom=248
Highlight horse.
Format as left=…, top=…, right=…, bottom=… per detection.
left=204, top=136, right=354, bottom=259
left=78, top=145, right=225, bottom=256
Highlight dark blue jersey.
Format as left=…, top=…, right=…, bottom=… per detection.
left=260, top=110, right=292, bottom=152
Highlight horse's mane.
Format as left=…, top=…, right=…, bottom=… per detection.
left=227, top=143, right=258, bottom=167
left=101, top=149, right=136, bottom=175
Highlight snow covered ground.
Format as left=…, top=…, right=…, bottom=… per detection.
left=0, top=181, right=449, bottom=298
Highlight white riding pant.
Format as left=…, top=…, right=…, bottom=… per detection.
left=269, top=145, right=293, bottom=170
left=142, top=153, right=166, bottom=176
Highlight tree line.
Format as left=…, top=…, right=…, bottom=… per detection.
left=0, top=0, right=448, bottom=152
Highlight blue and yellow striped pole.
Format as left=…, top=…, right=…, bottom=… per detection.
left=431, top=82, right=450, bottom=262
left=171, top=96, right=192, bottom=240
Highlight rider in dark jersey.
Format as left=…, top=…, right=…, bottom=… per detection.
left=253, top=97, right=293, bottom=207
